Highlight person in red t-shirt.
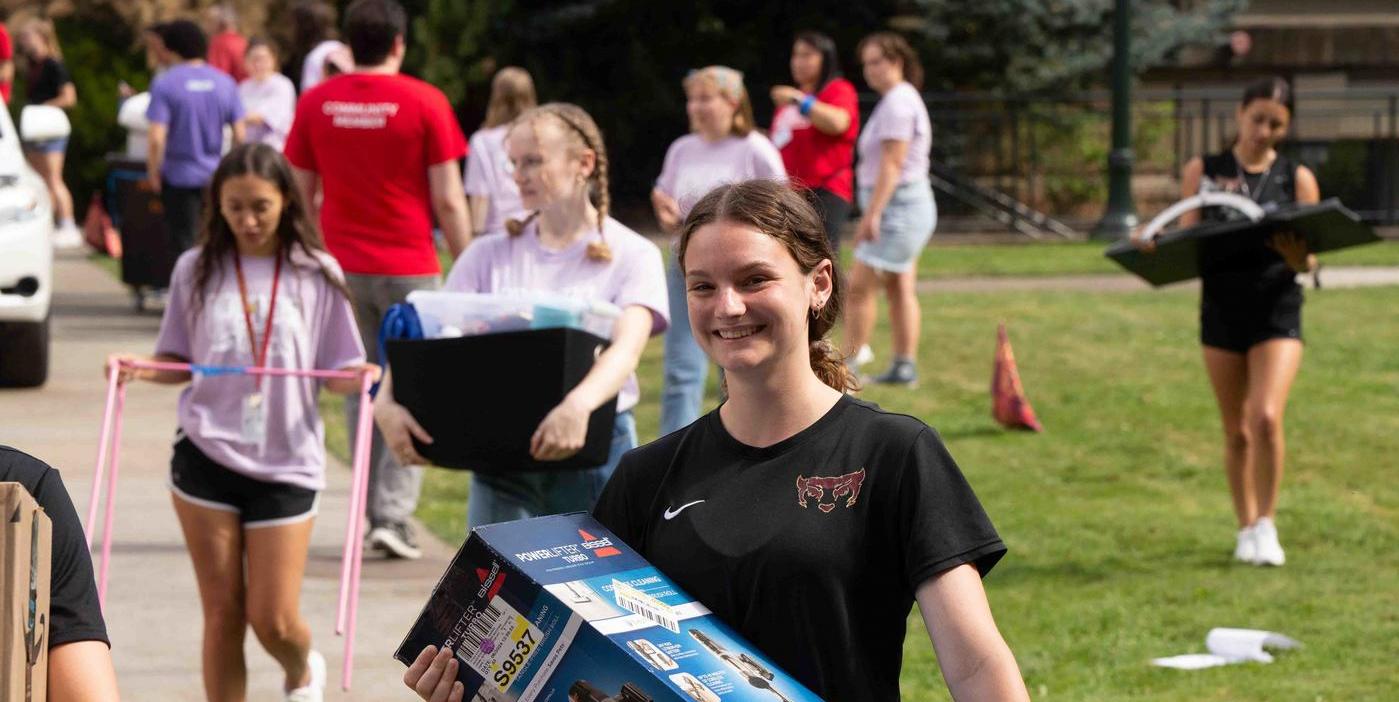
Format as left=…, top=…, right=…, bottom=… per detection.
left=769, top=31, right=860, bottom=249
left=203, top=4, right=248, bottom=82
left=284, top=0, right=472, bottom=561
left=0, top=12, right=13, bottom=103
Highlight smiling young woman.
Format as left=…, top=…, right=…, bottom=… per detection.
left=599, top=179, right=1027, bottom=701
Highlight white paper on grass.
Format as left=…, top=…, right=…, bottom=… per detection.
left=1151, top=628, right=1300, bottom=669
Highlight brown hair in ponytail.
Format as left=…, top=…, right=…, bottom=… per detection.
left=503, top=103, right=613, bottom=261
left=857, top=31, right=924, bottom=90
left=677, top=180, right=858, bottom=392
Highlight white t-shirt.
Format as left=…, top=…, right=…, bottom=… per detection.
left=443, top=217, right=670, bottom=412
left=300, top=40, right=347, bottom=92
left=856, top=82, right=932, bottom=189
left=655, top=131, right=787, bottom=217
left=238, top=73, right=297, bottom=151
left=463, top=125, right=526, bottom=237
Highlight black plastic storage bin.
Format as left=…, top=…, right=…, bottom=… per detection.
left=385, top=327, right=617, bottom=473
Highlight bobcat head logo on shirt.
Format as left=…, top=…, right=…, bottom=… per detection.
left=795, top=469, right=867, bottom=513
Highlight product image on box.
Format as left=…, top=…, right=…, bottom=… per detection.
left=398, top=513, right=824, bottom=702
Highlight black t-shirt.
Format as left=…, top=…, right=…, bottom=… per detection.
left=0, top=446, right=110, bottom=649
left=593, top=396, right=1005, bottom=702
left=26, top=57, right=71, bottom=105
left=1198, top=150, right=1301, bottom=301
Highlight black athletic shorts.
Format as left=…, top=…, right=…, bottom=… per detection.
left=1200, top=286, right=1303, bottom=354
left=169, top=434, right=318, bottom=527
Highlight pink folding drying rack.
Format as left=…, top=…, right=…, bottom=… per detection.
left=87, top=358, right=377, bottom=691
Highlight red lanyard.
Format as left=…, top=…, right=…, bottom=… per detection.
left=233, top=253, right=282, bottom=384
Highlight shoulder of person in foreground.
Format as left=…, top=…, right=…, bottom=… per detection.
left=601, top=216, right=662, bottom=256
left=0, top=446, right=111, bottom=647
left=171, top=245, right=204, bottom=277
left=290, top=245, right=348, bottom=281
left=663, top=132, right=702, bottom=160
left=442, top=231, right=511, bottom=291
left=844, top=395, right=937, bottom=442
left=745, top=130, right=788, bottom=178
left=592, top=426, right=692, bottom=542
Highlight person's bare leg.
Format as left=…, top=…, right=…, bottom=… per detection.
left=885, top=269, right=921, bottom=359
left=43, top=150, right=74, bottom=224
left=844, top=261, right=880, bottom=358
left=1244, top=339, right=1303, bottom=520
left=1202, top=347, right=1254, bottom=528
left=25, top=151, right=56, bottom=224
left=172, top=495, right=248, bottom=702
left=245, top=517, right=317, bottom=691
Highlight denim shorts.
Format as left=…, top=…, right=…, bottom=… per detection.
left=466, top=410, right=637, bottom=529
left=23, top=137, right=68, bottom=154
left=855, top=180, right=937, bottom=273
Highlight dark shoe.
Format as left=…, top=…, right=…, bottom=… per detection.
left=871, top=359, right=918, bottom=387
left=368, top=521, right=422, bottom=560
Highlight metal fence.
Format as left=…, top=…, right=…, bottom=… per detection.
left=866, top=87, right=1399, bottom=233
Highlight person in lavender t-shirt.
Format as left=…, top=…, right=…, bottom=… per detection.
left=376, top=104, right=668, bottom=530
left=109, top=144, right=374, bottom=702
left=651, top=66, right=786, bottom=436
left=237, top=39, right=296, bottom=151
left=847, top=32, right=937, bottom=388
left=146, top=20, right=245, bottom=262
left=465, top=66, right=536, bottom=238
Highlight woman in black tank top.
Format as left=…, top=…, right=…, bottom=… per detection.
left=1175, top=78, right=1320, bottom=567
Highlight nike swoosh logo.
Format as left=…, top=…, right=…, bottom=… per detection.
left=663, top=500, right=705, bottom=520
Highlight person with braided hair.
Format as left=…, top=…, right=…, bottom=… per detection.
left=654, top=65, right=787, bottom=437
left=375, top=103, right=669, bottom=528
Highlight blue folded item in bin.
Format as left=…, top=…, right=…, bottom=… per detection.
left=377, top=303, right=425, bottom=397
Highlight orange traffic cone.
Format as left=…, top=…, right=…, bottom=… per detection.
left=992, top=322, right=1042, bottom=432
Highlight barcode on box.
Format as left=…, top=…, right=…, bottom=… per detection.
left=611, top=579, right=680, bottom=633
left=461, top=599, right=503, bottom=654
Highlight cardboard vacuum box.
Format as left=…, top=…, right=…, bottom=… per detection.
left=1, top=483, right=51, bottom=702
left=397, top=513, right=823, bottom=702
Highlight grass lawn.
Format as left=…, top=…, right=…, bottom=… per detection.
left=323, top=281, right=1397, bottom=701
left=430, top=238, right=1399, bottom=280
left=914, top=239, right=1399, bottom=279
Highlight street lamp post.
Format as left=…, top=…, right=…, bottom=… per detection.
left=1094, top=0, right=1137, bottom=240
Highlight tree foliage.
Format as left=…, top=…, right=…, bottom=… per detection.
left=912, top=0, right=1249, bottom=92
left=18, top=0, right=1248, bottom=213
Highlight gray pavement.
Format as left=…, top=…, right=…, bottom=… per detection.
left=921, top=265, right=1399, bottom=293
left=0, top=252, right=450, bottom=700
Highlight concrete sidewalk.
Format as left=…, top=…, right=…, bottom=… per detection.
left=920, top=265, right=1399, bottom=293
left=0, top=253, right=451, bottom=700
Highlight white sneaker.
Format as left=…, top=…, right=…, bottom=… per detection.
left=852, top=344, right=874, bottom=367
left=52, top=224, right=84, bottom=250
left=1252, top=517, right=1286, bottom=566
left=1233, top=524, right=1258, bottom=564
left=286, top=649, right=326, bottom=702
